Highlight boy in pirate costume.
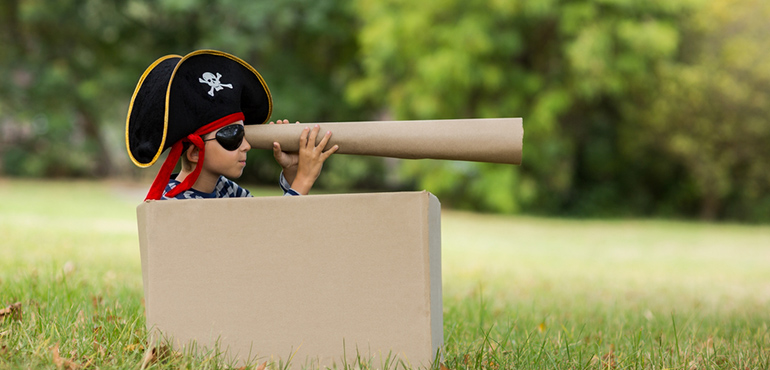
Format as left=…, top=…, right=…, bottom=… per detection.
left=126, top=50, right=337, bottom=199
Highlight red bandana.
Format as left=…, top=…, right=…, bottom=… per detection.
left=144, top=112, right=245, bottom=200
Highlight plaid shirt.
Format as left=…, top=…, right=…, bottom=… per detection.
left=162, top=172, right=299, bottom=200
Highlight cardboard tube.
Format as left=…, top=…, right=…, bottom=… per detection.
left=245, top=118, right=523, bottom=165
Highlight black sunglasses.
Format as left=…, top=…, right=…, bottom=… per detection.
left=203, top=124, right=245, bottom=151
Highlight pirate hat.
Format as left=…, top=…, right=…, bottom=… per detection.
left=125, top=50, right=272, bottom=200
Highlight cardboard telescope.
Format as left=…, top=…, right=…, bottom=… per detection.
left=245, top=117, right=523, bottom=165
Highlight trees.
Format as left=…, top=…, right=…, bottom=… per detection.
left=348, top=0, right=770, bottom=220
left=349, top=0, right=699, bottom=215
left=1, top=0, right=140, bottom=176
left=644, top=0, right=770, bottom=220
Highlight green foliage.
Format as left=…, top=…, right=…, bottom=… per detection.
left=643, top=0, right=770, bottom=220
left=350, top=0, right=699, bottom=216
left=349, top=0, right=770, bottom=221
left=1, top=0, right=173, bottom=176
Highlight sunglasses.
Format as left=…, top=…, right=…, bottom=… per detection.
left=203, top=124, right=245, bottom=151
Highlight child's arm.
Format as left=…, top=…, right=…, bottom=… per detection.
left=271, top=120, right=338, bottom=195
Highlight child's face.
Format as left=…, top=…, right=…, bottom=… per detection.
left=201, top=121, right=251, bottom=179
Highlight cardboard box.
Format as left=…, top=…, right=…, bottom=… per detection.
left=137, top=191, right=443, bottom=368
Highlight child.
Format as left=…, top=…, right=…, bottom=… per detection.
left=125, top=50, right=337, bottom=199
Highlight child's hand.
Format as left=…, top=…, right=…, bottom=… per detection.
left=271, top=119, right=300, bottom=174
left=291, top=124, right=338, bottom=195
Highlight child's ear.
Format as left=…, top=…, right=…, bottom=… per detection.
left=186, top=145, right=200, bottom=164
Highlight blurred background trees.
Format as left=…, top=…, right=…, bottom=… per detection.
left=1, top=0, right=768, bottom=221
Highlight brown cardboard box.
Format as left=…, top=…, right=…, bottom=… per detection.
left=137, top=191, right=442, bottom=368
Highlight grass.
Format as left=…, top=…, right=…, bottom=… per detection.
left=1, top=178, right=769, bottom=369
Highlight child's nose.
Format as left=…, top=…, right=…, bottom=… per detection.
left=240, top=138, right=251, bottom=151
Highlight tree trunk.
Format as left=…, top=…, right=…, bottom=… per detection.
left=699, top=191, right=720, bottom=220
left=1, top=0, right=26, bottom=55
left=77, top=106, right=112, bottom=177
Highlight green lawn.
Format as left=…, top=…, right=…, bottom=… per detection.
left=1, top=178, right=769, bottom=369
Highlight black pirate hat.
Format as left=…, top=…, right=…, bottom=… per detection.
left=125, top=50, right=272, bottom=200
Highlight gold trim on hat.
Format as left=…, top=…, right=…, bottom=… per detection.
left=125, top=54, right=182, bottom=168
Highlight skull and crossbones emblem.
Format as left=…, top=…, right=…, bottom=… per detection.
left=198, top=72, right=233, bottom=97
